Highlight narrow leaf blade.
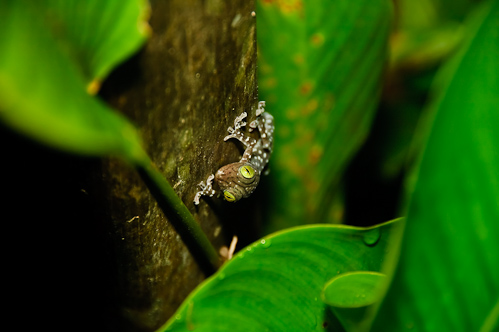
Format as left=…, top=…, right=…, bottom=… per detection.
left=375, top=2, right=499, bottom=330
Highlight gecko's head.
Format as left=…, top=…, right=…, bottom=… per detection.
left=215, top=162, right=260, bottom=202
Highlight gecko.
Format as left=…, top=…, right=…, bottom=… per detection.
left=194, top=101, right=274, bottom=205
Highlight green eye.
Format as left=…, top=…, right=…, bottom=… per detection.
left=239, top=165, right=255, bottom=179
left=223, top=191, right=236, bottom=202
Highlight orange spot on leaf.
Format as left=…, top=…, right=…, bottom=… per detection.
left=293, top=54, right=305, bottom=65
left=308, top=145, right=323, bottom=165
left=278, top=0, right=303, bottom=14
left=310, top=33, right=325, bottom=47
left=301, top=98, right=318, bottom=116
left=263, top=77, right=278, bottom=89
left=299, top=81, right=314, bottom=95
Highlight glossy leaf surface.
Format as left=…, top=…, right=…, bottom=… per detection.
left=158, top=219, right=403, bottom=332
left=323, top=271, right=387, bottom=331
left=322, top=271, right=387, bottom=308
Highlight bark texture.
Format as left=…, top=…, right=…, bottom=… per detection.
left=98, top=1, right=259, bottom=331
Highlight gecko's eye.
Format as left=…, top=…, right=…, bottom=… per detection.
left=223, top=190, right=236, bottom=202
left=239, top=165, right=255, bottom=179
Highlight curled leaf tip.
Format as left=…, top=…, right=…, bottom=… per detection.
left=138, top=2, right=153, bottom=37
left=139, top=21, right=153, bottom=37
left=86, top=80, right=101, bottom=95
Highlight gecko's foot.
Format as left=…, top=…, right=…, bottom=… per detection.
left=224, top=111, right=256, bottom=146
left=227, top=112, right=247, bottom=134
left=249, top=101, right=266, bottom=131
left=256, top=101, right=266, bottom=116
left=193, top=174, right=215, bottom=205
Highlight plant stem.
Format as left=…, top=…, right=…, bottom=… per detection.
left=136, top=156, right=220, bottom=275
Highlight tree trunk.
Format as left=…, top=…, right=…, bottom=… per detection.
left=98, top=1, right=258, bottom=331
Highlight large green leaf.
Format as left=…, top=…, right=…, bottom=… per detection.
left=157, top=219, right=403, bottom=332
left=374, top=1, right=499, bottom=330
left=0, top=1, right=149, bottom=160
left=257, top=0, right=392, bottom=232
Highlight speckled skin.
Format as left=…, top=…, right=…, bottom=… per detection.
left=194, top=101, right=274, bottom=204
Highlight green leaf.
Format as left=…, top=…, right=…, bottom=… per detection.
left=323, top=272, right=387, bottom=308
left=157, top=219, right=403, bottom=332
left=257, top=0, right=393, bottom=232
left=322, top=271, right=387, bottom=331
left=0, top=1, right=149, bottom=160
left=374, top=1, right=499, bottom=331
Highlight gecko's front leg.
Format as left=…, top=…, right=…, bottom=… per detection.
left=193, top=174, right=216, bottom=205
left=223, top=112, right=257, bottom=148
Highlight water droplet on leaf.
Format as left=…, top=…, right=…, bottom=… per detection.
left=363, top=228, right=381, bottom=247
left=260, top=238, right=272, bottom=248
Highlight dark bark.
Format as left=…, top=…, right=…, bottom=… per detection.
left=97, top=1, right=259, bottom=331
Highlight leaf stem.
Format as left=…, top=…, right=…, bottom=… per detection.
left=136, top=156, right=220, bottom=275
